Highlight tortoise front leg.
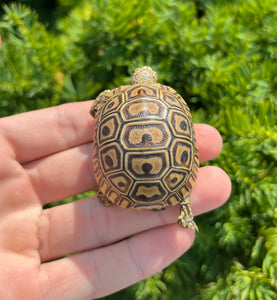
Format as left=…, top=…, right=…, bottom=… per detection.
left=178, top=193, right=198, bottom=231
left=90, top=90, right=111, bottom=118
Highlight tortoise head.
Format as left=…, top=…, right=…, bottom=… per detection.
left=130, top=66, right=158, bottom=85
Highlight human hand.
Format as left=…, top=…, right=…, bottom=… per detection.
left=0, top=101, right=231, bottom=300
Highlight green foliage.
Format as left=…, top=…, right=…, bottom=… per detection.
left=0, top=0, right=276, bottom=299
left=0, top=3, right=63, bottom=115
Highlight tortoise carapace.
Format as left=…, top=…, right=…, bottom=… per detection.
left=90, top=66, right=199, bottom=231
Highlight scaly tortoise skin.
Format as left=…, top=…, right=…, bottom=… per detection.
left=90, top=66, right=199, bottom=231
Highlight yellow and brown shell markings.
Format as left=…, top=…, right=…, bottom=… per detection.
left=90, top=66, right=199, bottom=231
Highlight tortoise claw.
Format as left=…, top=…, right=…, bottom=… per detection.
left=90, top=90, right=111, bottom=118
left=177, top=217, right=199, bottom=232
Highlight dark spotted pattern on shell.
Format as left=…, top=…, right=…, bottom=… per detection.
left=92, top=82, right=199, bottom=211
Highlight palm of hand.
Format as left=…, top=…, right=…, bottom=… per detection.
left=0, top=102, right=231, bottom=300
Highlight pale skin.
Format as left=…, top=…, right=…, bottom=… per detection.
left=0, top=101, right=231, bottom=300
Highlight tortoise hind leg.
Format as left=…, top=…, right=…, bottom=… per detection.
left=178, top=193, right=198, bottom=232
left=97, top=191, right=113, bottom=207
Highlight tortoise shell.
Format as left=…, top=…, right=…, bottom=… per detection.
left=90, top=67, right=199, bottom=230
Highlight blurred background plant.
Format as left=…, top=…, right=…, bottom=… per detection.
left=0, top=0, right=276, bottom=299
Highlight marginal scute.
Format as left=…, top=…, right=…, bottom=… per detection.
left=166, top=194, right=181, bottom=206
left=106, top=189, right=121, bottom=202
left=116, top=196, right=134, bottom=208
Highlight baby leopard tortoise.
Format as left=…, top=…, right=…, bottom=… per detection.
left=90, top=66, right=199, bottom=231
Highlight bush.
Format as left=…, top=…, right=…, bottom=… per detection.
left=0, top=0, right=276, bottom=299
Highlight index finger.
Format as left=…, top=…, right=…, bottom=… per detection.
left=0, top=101, right=94, bottom=163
